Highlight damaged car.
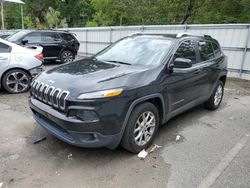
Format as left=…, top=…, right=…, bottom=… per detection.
left=29, top=33, right=227, bottom=153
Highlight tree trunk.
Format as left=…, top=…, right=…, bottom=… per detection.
left=181, top=0, right=195, bottom=24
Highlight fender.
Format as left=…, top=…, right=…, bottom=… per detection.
left=110, top=93, right=166, bottom=149
left=210, top=71, right=227, bottom=96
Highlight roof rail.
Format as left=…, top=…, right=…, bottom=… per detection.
left=51, top=29, right=69, bottom=32
left=176, top=32, right=211, bottom=38
left=128, top=32, right=143, bottom=36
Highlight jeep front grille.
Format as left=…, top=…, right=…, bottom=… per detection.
left=31, top=80, right=70, bottom=111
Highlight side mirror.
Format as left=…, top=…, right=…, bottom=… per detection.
left=21, top=39, right=28, bottom=45
left=171, top=57, right=192, bottom=69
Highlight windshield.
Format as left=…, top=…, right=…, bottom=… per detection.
left=94, top=35, right=173, bottom=66
left=7, top=31, right=30, bottom=42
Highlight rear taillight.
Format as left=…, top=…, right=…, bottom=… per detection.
left=35, top=54, right=44, bottom=61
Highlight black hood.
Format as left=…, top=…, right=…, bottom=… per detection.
left=36, top=58, right=159, bottom=98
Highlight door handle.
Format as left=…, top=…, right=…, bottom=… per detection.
left=194, top=69, right=201, bottom=74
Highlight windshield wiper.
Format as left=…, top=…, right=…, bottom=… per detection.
left=105, top=60, right=132, bottom=65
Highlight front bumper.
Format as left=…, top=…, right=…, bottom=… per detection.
left=29, top=66, right=44, bottom=78
left=29, top=97, right=124, bottom=149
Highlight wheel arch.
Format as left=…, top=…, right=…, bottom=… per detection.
left=122, top=93, right=166, bottom=133
left=59, top=48, right=76, bottom=57
left=219, top=75, right=227, bottom=85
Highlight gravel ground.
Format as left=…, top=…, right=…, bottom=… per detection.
left=0, top=61, right=250, bottom=188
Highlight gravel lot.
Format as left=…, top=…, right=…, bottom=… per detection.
left=0, top=60, right=250, bottom=188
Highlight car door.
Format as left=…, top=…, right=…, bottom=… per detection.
left=197, top=40, right=220, bottom=93
left=164, top=39, right=208, bottom=112
left=0, top=42, right=11, bottom=72
left=41, top=32, right=62, bottom=59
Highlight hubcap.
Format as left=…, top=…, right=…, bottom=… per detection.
left=214, top=84, right=223, bottom=106
left=62, top=52, right=73, bottom=63
left=6, top=72, right=29, bottom=93
left=134, top=111, right=156, bottom=146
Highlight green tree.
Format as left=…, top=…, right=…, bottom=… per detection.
left=45, top=7, right=61, bottom=28
left=4, top=3, right=22, bottom=29
left=193, top=0, right=250, bottom=24
left=2, top=0, right=250, bottom=29
left=55, top=0, right=94, bottom=27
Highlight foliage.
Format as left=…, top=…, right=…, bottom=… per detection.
left=85, top=21, right=98, bottom=27
left=45, top=7, right=61, bottom=28
left=2, top=0, right=250, bottom=29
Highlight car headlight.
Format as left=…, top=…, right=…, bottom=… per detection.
left=77, top=88, right=123, bottom=99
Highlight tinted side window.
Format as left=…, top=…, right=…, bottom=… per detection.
left=42, top=32, right=60, bottom=42
left=62, top=33, right=74, bottom=41
left=174, top=40, right=196, bottom=64
left=212, top=42, right=221, bottom=58
left=0, top=42, right=11, bottom=53
left=198, top=40, right=214, bottom=61
left=23, top=32, right=42, bottom=43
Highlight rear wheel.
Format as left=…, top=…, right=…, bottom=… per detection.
left=60, top=50, right=74, bottom=63
left=121, top=102, right=159, bottom=153
left=204, top=80, right=224, bottom=110
left=2, top=69, right=31, bottom=94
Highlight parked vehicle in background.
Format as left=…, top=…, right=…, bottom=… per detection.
left=29, top=33, right=227, bottom=153
left=0, top=38, right=43, bottom=93
left=0, top=33, right=10, bottom=39
left=7, top=30, right=80, bottom=63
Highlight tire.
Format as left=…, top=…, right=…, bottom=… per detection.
left=204, top=80, right=224, bottom=110
left=60, top=50, right=74, bottom=63
left=2, top=69, right=31, bottom=94
left=121, top=102, right=160, bottom=153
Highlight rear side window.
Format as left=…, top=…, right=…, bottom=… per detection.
left=198, top=40, right=214, bottom=61
left=42, top=32, right=61, bottom=42
left=0, top=42, right=11, bottom=53
left=174, top=40, right=196, bottom=64
left=62, top=33, right=75, bottom=41
left=212, top=42, right=222, bottom=58
left=23, top=32, right=42, bottom=43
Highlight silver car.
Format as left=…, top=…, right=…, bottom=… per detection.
left=0, top=38, right=43, bottom=93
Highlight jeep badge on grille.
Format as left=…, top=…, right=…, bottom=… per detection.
left=48, top=80, right=55, bottom=84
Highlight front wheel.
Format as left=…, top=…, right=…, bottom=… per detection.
left=204, top=80, right=224, bottom=110
left=2, top=69, right=31, bottom=94
left=60, top=50, right=74, bottom=63
left=121, top=102, right=159, bottom=153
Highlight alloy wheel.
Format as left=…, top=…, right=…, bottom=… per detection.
left=6, top=71, right=29, bottom=93
left=62, top=51, right=73, bottom=63
left=134, top=111, right=156, bottom=146
left=214, top=84, right=223, bottom=106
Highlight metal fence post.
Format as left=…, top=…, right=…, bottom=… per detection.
left=239, top=24, right=250, bottom=78
left=184, top=24, right=188, bottom=32
left=109, top=27, right=112, bottom=44
left=85, top=29, right=88, bottom=56
left=141, top=25, right=145, bottom=33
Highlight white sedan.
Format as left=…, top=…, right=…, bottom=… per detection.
left=0, top=38, right=43, bottom=93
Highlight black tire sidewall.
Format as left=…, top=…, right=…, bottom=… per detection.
left=121, top=102, right=159, bottom=153
left=205, top=81, right=224, bottom=110
left=2, top=69, right=31, bottom=94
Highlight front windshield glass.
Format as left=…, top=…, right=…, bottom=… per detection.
left=7, top=31, right=30, bottom=42
left=94, top=35, right=173, bottom=66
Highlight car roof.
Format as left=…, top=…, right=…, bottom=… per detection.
left=27, top=29, right=70, bottom=34
left=130, top=32, right=218, bottom=43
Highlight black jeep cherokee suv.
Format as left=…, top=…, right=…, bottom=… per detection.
left=29, top=33, right=227, bottom=153
left=7, top=30, right=79, bottom=63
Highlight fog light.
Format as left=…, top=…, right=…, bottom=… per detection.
left=76, top=110, right=99, bottom=122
